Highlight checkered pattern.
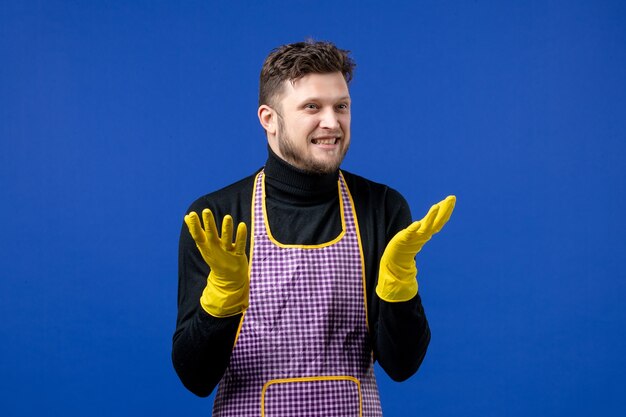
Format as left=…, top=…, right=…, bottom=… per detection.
left=264, top=378, right=360, bottom=416
left=213, top=171, right=382, bottom=416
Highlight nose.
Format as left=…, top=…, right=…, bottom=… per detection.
left=319, top=108, right=340, bottom=130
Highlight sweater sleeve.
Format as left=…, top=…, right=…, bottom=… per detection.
left=171, top=218, right=242, bottom=397
left=371, top=188, right=431, bottom=381
left=171, top=176, right=255, bottom=397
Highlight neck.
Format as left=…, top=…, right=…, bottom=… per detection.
left=264, top=146, right=339, bottom=200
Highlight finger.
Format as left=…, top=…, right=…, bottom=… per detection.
left=234, top=222, right=248, bottom=255
left=438, top=195, right=456, bottom=210
left=221, top=215, right=234, bottom=250
left=432, top=195, right=456, bottom=234
left=184, top=212, right=207, bottom=244
left=202, top=209, right=219, bottom=244
left=419, top=204, right=440, bottom=234
left=407, top=220, right=421, bottom=233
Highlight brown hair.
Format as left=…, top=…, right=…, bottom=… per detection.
left=259, top=40, right=355, bottom=107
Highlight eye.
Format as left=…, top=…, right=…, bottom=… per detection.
left=336, top=103, right=350, bottom=112
left=304, top=103, right=319, bottom=110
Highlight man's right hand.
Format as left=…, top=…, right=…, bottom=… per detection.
left=185, top=209, right=249, bottom=317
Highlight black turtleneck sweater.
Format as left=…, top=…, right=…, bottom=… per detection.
left=172, top=149, right=431, bottom=397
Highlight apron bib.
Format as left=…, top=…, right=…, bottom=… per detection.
left=213, top=170, right=382, bottom=417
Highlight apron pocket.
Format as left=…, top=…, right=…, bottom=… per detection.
left=261, top=376, right=362, bottom=417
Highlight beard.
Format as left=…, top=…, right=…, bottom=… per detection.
left=276, top=113, right=348, bottom=175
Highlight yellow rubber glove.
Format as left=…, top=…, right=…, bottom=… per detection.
left=184, top=209, right=249, bottom=317
left=376, top=195, right=456, bottom=302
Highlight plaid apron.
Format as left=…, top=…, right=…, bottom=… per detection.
left=213, top=170, right=382, bottom=416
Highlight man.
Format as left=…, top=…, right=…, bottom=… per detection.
left=172, top=40, right=455, bottom=416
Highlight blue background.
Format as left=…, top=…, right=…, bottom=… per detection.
left=2, top=1, right=625, bottom=416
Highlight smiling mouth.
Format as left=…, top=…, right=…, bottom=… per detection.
left=311, top=137, right=339, bottom=145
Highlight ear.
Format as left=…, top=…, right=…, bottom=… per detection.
left=258, top=105, right=277, bottom=136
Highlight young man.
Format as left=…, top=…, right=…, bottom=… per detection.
left=172, top=41, right=455, bottom=416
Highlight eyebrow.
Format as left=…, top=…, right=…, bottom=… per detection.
left=299, top=95, right=352, bottom=103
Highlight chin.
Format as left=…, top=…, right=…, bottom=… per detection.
left=305, top=159, right=343, bottom=174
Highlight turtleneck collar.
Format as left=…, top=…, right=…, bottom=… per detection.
left=264, top=146, right=339, bottom=202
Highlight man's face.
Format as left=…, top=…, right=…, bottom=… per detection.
left=269, top=72, right=351, bottom=174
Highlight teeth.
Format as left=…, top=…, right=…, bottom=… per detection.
left=313, top=138, right=337, bottom=145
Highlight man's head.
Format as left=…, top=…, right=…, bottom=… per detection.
left=258, top=41, right=356, bottom=174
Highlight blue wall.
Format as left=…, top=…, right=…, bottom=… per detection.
left=1, top=1, right=625, bottom=415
